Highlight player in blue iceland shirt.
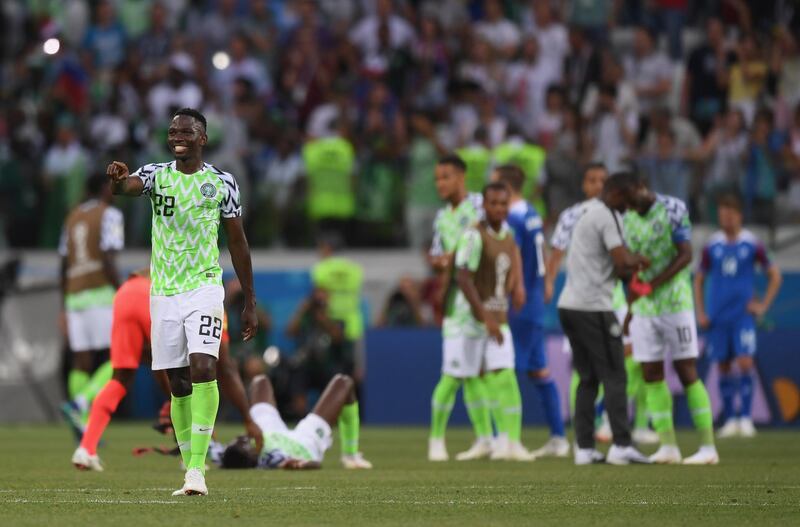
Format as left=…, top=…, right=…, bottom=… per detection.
left=694, top=194, right=782, bottom=438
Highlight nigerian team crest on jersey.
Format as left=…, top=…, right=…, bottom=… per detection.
left=132, top=161, right=241, bottom=296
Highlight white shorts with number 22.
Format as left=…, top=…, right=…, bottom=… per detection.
left=150, top=285, right=225, bottom=370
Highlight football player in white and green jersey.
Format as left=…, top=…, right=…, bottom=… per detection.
left=106, top=108, right=258, bottom=495
left=624, top=176, right=718, bottom=465
left=427, top=155, right=493, bottom=462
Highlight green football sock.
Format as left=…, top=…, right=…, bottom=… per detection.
left=68, top=370, right=90, bottom=400
left=645, top=381, right=676, bottom=446
left=77, top=361, right=114, bottom=404
left=625, top=358, right=649, bottom=429
left=685, top=380, right=715, bottom=447
left=338, top=402, right=360, bottom=456
left=430, top=375, right=459, bottom=439
left=171, top=393, right=192, bottom=467
left=491, top=369, right=522, bottom=442
left=485, top=371, right=505, bottom=436
left=188, top=380, right=219, bottom=473
left=569, top=370, right=578, bottom=419
left=463, top=377, right=492, bottom=439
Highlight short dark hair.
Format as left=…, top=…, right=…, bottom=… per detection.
left=582, top=162, right=607, bottom=178
left=599, top=84, right=617, bottom=98
left=717, top=193, right=743, bottom=212
left=86, top=173, right=108, bottom=197
left=220, top=443, right=257, bottom=469
left=437, top=154, right=466, bottom=173
left=604, top=171, right=643, bottom=194
left=483, top=181, right=510, bottom=198
left=494, top=164, right=525, bottom=192
left=173, top=108, right=207, bottom=130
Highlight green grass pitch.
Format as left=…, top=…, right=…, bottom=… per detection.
left=1, top=423, right=799, bottom=526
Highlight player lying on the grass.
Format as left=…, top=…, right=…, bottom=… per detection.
left=694, top=194, right=782, bottom=439
left=624, top=175, right=718, bottom=465
left=219, top=373, right=372, bottom=470
left=107, top=108, right=258, bottom=496
left=544, top=164, right=655, bottom=446
left=492, top=165, right=569, bottom=458
left=70, top=269, right=263, bottom=471
left=428, top=155, right=494, bottom=462
left=454, top=182, right=532, bottom=461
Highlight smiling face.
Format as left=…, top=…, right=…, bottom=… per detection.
left=167, top=114, right=207, bottom=161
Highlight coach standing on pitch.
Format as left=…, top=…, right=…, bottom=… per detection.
left=557, top=172, right=651, bottom=466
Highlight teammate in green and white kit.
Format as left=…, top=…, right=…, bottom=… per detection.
left=107, top=108, right=258, bottom=495
left=624, top=177, right=719, bottom=465
left=427, top=155, right=493, bottom=462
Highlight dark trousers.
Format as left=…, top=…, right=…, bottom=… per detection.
left=559, top=308, right=631, bottom=449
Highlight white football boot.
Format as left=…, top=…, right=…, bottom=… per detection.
left=606, top=444, right=652, bottom=465
left=531, top=436, right=570, bottom=458
left=172, top=468, right=208, bottom=496
left=507, top=441, right=537, bottom=461
left=716, top=418, right=740, bottom=438
left=738, top=417, right=757, bottom=438
left=682, top=446, right=720, bottom=465
left=490, top=434, right=511, bottom=460
left=648, top=445, right=682, bottom=464
left=455, top=437, right=493, bottom=461
left=574, top=447, right=605, bottom=465
left=632, top=428, right=660, bottom=445
left=428, top=438, right=449, bottom=461
left=341, top=452, right=373, bottom=469
left=71, top=447, right=103, bottom=472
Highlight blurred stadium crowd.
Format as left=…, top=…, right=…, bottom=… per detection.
left=2, top=0, right=800, bottom=249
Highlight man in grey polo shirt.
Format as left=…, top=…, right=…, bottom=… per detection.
left=558, top=172, right=651, bottom=466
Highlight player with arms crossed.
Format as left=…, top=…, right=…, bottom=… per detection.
left=219, top=373, right=371, bottom=470
left=493, top=165, right=568, bottom=458
left=428, top=155, right=494, bottom=462
left=694, top=194, right=782, bottom=438
left=625, top=177, right=718, bottom=465
left=455, top=182, right=531, bottom=460
left=106, top=108, right=258, bottom=495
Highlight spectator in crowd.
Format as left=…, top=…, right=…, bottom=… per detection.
left=693, top=108, right=749, bottom=219
left=523, top=0, right=569, bottom=81
left=457, top=126, right=493, bottom=193
left=638, top=128, right=691, bottom=203
left=147, top=53, right=203, bottom=122
left=685, top=17, right=735, bottom=135
left=474, top=0, right=520, bottom=59
left=506, top=35, right=559, bottom=138
left=458, top=37, right=504, bottom=97
left=82, top=0, right=127, bottom=71
left=302, top=123, right=357, bottom=240
left=643, top=106, right=702, bottom=156
left=787, top=102, right=800, bottom=218
left=40, top=116, right=89, bottom=247
left=564, top=26, right=603, bottom=108
left=586, top=84, right=638, bottom=174
left=623, top=26, right=673, bottom=118
left=536, top=85, right=567, bottom=149
left=136, top=2, right=173, bottom=82
left=744, top=109, right=783, bottom=236
left=255, top=129, right=303, bottom=246
left=215, top=33, right=272, bottom=108
left=349, top=0, right=416, bottom=75
left=652, top=0, right=688, bottom=61
left=728, top=33, right=769, bottom=125
left=543, top=105, right=586, bottom=219
left=406, top=112, right=447, bottom=248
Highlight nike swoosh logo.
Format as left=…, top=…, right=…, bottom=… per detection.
left=160, top=185, right=172, bottom=189
left=198, top=427, right=211, bottom=432
left=203, top=339, right=215, bottom=344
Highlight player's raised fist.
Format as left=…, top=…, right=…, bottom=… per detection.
left=106, top=161, right=129, bottom=182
